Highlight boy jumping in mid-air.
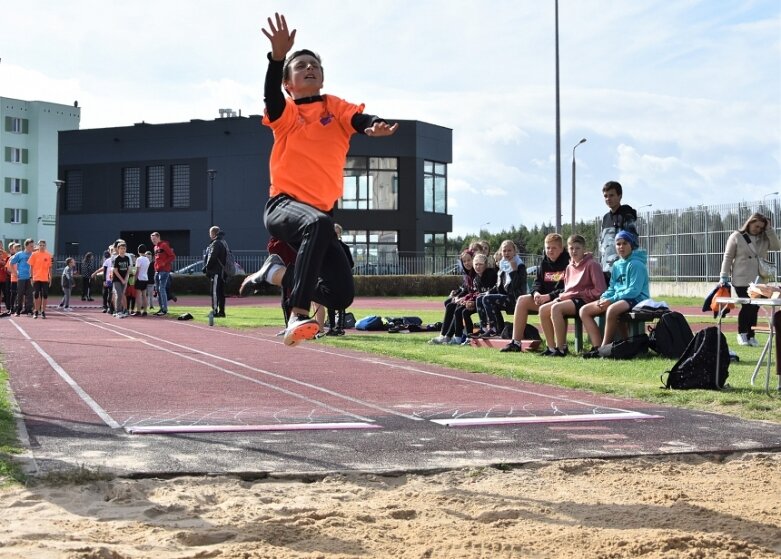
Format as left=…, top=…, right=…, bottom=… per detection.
left=240, top=12, right=398, bottom=346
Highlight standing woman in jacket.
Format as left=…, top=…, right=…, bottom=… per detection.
left=720, top=212, right=780, bottom=346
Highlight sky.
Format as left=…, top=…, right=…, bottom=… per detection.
left=3, top=0, right=780, bottom=237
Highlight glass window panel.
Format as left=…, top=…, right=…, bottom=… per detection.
left=147, top=165, right=165, bottom=208
left=122, top=167, right=140, bottom=209
left=424, top=175, right=434, bottom=212
left=65, top=170, right=83, bottom=211
left=171, top=164, right=190, bottom=208
left=434, top=176, right=447, bottom=213
left=424, top=161, right=433, bottom=174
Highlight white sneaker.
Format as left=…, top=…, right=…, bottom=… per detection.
left=283, top=314, right=320, bottom=346
left=447, top=336, right=465, bottom=345
left=240, top=254, right=285, bottom=296
left=429, top=335, right=450, bottom=345
left=736, top=333, right=750, bottom=346
left=747, top=337, right=759, bottom=347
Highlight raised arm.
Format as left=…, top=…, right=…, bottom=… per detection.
left=262, top=13, right=296, bottom=62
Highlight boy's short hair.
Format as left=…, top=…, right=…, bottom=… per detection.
left=24, top=238, right=34, bottom=246
left=473, top=254, right=488, bottom=265
left=567, top=234, right=586, bottom=246
left=602, top=181, right=623, bottom=196
left=137, top=244, right=147, bottom=255
left=283, top=49, right=322, bottom=82
left=544, top=233, right=563, bottom=246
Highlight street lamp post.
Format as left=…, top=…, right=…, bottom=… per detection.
left=207, top=169, right=217, bottom=226
left=571, top=138, right=586, bottom=233
left=53, top=180, right=65, bottom=256
left=554, top=0, right=562, bottom=234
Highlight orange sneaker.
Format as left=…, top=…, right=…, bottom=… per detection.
left=283, top=314, right=320, bottom=346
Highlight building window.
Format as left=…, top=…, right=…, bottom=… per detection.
left=4, top=178, right=27, bottom=194
left=4, top=116, right=28, bottom=134
left=4, top=209, right=27, bottom=224
left=171, top=164, right=190, bottom=208
left=122, top=167, right=141, bottom=209
left=424, top=233, right=447, bottom=259
left=147, top=165, right=165, bottom=208
left=341, top=230, right=400, bottom=274
left=424, top=160, right=447, bottom=214
left=339, top=157, right=398, bottom=210
left=4, top=147, right=28, bottom=164
left=65, top=170, right=83, bottom=211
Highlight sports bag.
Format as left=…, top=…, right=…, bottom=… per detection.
left=355, top=315, right=385, bottom=331
left=220, top=240, right=237, bottom=277
left=648, top=311, right=694, bottom=359
left=661, top=326, right=729, bottom=389
left=598, top=333, right=649, bottom=359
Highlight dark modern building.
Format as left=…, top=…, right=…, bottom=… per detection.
left=57, top=115, right=453, bottom=271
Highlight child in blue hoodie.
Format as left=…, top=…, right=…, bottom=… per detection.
left=579, top=230, right=649, bottom=355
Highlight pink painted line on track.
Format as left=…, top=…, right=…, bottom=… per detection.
left=127, top=422, right=382, bottom=434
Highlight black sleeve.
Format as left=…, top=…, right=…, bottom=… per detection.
left=264, top=53, right=286, bottom=122
left=351, top=113, right=384, bottom=134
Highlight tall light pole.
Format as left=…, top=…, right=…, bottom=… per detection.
left=53, top=180, right=65, bottom=256
left=554, top=0, right=562, bottom=234
left=207, top=169, right=217, bottom=226
left=571, top=138, right=586, bottom=233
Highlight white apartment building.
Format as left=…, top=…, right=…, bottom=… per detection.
left=1, top=97, right=80, bottom=252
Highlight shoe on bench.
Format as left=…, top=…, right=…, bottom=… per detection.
left=240, top=254, right=284, bottom=296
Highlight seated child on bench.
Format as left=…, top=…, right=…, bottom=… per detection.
left=579, top=230, right=649, bottom=356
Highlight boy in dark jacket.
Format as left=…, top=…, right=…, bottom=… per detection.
left=598, top=180, right=638, bottom=276
left=204, top=226, right=229, bottom=318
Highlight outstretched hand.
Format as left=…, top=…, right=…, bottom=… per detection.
left=365, top=121, right=399, bottom=137
left=262, top=13, right=296, bottom=61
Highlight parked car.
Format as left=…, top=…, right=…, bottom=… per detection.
left=173, top=261, right=246, bottom=276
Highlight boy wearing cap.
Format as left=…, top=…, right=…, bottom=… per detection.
left=239, top=13, right=398, bottom=347
left=579, top=230, right=649, bottom=356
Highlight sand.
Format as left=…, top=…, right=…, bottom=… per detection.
left=0, top=452, right=779, bottom=558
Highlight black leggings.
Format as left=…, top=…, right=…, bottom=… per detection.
left=264, top=194, right=354, bottom=312
left=734, top=286, right=759, bottom=338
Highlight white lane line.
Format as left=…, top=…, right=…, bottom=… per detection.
left=68, top=314, right=424, bottom=422
left=70, top=316, right=378, bottom=425
left=179, top=322, right=645, bottom=416
left=10, top=319, right=121, bottom=429
left=126, top=422, right=381, bottom=434
left=431, top=412, right=664, bottom=427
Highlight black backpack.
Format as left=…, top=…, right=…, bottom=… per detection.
left=661, top=326, right=729, bottom=389
left=598, top=333, right=649, bottom=359
left=648, top=311, right=694, bottom=359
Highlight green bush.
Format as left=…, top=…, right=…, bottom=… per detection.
left=47, top=275, right=463, bottom=297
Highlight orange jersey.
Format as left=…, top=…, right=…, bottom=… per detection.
left=27, top=250, right=52, bottom=282
left=5, top=255, right=17, bottom=282
left=263, top=95, right=364, bottom=211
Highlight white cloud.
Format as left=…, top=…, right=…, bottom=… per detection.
left=2, top=0, right=779, bottom=237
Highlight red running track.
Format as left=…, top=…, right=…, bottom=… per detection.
left=0, top=308, right=661, bottom=436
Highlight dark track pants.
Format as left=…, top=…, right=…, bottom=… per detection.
left=264, top=194, right=354, bottom=312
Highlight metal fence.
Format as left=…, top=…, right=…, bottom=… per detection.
left=620, top=198, right=779, bottom=282
left=56, top=198, right=777, bottom=281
